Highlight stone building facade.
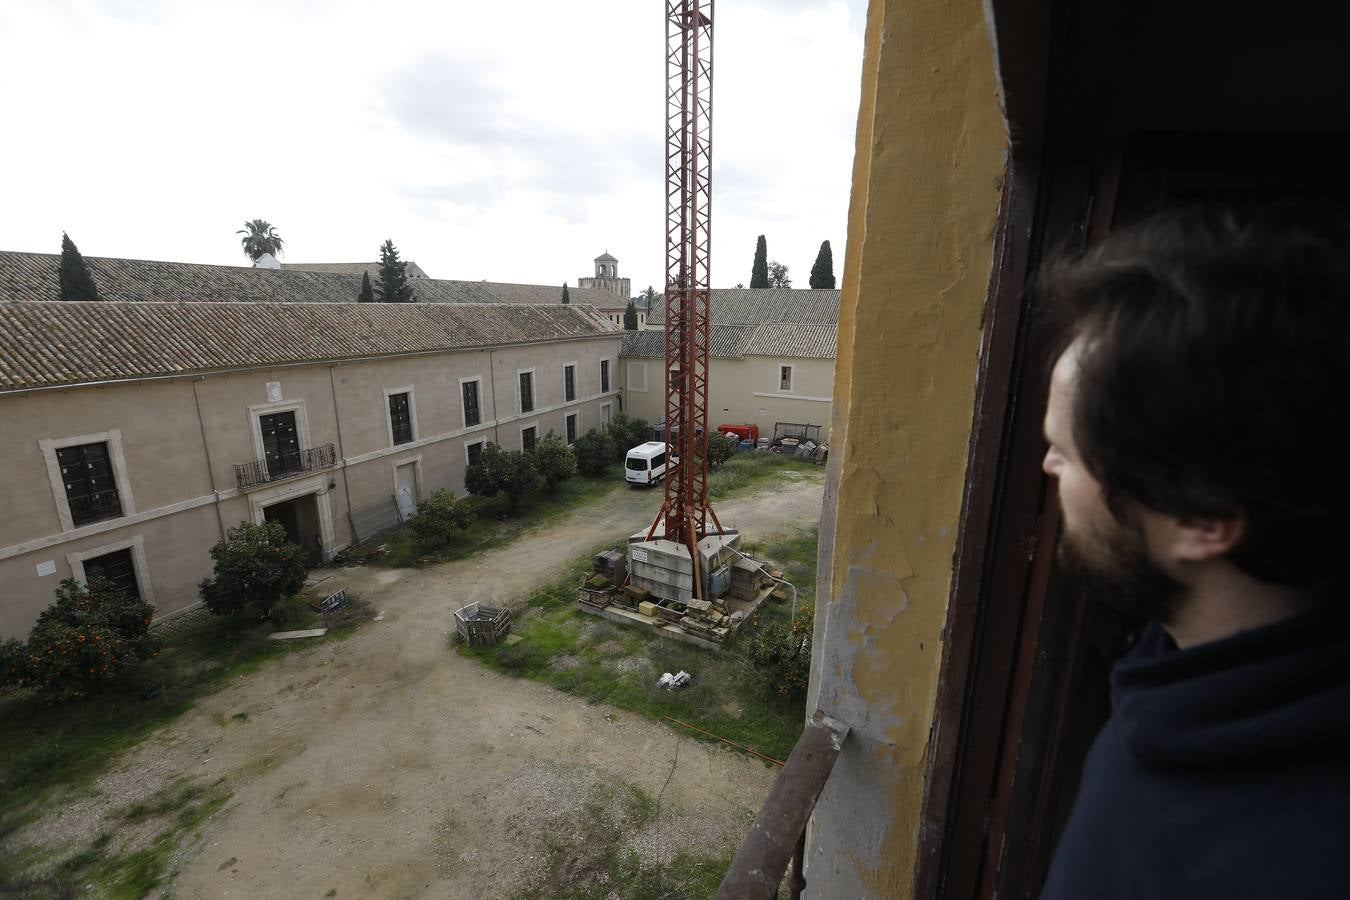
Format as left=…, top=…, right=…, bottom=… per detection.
left=0, top=300, right=620, bottom=637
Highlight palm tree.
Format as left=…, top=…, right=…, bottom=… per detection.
left=236, top=219, right=284, bottom=262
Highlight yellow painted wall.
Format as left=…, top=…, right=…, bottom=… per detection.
left=804, top=0, right=1007, bottom=895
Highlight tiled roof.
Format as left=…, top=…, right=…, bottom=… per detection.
left=742, top=323, right=838, bottom=359
left=620, top=325, right=756, bottom=360
left=0, top=301, right=619, bottom=392
left=281, top=261, right=431, bottom=279
left=620, top=323, right=836, bottom=361
left=645, top=289, right=840, bottom=326
left=0, top=251, right=619, bottom=308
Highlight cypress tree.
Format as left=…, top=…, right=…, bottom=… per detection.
left=357, top=271, right=375, bottom=302
left=58, top=232, right=99, bottom=300
left=750, top=235, right=769, bottom=288
left=376, top=240, right=414, bottom=302
left=809, top=240, right=836, bottom=289
left=623, top=300, right=638, bottom=330
left=561, top=283, right=570, bottom=305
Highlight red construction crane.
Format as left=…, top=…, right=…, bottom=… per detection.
left=646, top=0, right=724, bottom=590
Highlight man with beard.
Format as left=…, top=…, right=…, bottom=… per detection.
left=1036, top=207, right=1350, bottom=900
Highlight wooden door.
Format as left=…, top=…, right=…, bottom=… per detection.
left=396, top=463, right=417, bottom=521
left=260, top=411, right=300, bottom=476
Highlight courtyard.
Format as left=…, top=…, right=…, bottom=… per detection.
left=1, top=468, right=824, bottom=898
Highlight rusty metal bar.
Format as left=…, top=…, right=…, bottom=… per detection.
left=715, top=711, right=850, bottom=899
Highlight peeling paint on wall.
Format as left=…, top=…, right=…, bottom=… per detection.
left=804, top=0, right=1008, bottom=894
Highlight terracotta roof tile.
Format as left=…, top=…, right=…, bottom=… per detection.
left=0, top=301, right=618, bottom=391
left=0, top=250, right=621, bottom=308
left=645, top=289, right=840, bottom=326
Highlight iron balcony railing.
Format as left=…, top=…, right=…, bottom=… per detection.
left=716, top=711, right=850, bottom=899
left=233, top=442, right=337, bottom=491
left=69, top=488, right=124, bottom=527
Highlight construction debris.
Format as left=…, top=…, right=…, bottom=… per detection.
left=268, top=628, right=328, bottom=641
left=575, top=540, right=789, bottom=650
left=659, top=671, right=692, bottom=690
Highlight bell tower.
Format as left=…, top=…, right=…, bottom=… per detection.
left=578, top=251, right=631, bottom=299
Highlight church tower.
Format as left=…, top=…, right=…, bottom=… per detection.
left=578, top=251, right=631, bottom=299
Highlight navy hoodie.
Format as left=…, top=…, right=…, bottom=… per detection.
left=1040, top=603, right=1350, bottom=900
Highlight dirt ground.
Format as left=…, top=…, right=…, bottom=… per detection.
left=25, top=470, right=825, bottom=898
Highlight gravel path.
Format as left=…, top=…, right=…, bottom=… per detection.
left=20, top=469, right=825, bottom=898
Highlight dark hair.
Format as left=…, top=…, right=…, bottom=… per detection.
left=1039, top=205, right=1350, bottom=594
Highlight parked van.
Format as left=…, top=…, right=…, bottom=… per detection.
left=625, top=441, right=670, bottom=486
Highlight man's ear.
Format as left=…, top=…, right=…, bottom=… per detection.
left=1172, top=513, right=1247, bottom=563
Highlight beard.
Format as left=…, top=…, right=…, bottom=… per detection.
left=1057, top=514, right=1187, bottom=626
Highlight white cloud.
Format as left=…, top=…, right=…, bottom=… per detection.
left=0, top=0, right=863, bottom=291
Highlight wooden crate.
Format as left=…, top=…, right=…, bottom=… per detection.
left=454, top=602, right=511, bottom=646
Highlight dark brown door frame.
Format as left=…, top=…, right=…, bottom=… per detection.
left=910, top=0, right=1135, bottom=894
left=908, top=0, right=1053, bottom=891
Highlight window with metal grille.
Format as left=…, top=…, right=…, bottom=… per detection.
left=519, top=372, right=534, bottom=413
left=522, top=426, right=537, bottom=452
left=56, top=442, right=123, bottom=527
left=566, top=413, right=577, bottom=445
left=564, top=364, right=576, bottom=402
left=779, top=364, right=794, bottom=392
left=600, top=359, right=610, bottom=393
left=462, top=380, right=481, bottom=427
left=84, top=548, right=140, bottom=600
left=389, top=392, right=413, bottom=444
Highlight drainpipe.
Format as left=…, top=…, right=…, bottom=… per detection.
left=489, top=348, right=501, bottom=447
left=329, top=365, right=358, bottom=543
left=192, top=377, right=227, bottom=540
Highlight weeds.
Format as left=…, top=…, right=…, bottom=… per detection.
left=514, top=776, right=729, bottom=900
left=0, top=778, right=230, bottom=900
left=0, top=605, right=363, bottom=841
left=461, top=526, right=821, bottom=762
left=708, top=453, right=819, bottom=499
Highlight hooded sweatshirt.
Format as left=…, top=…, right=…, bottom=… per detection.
left=1040, top=602, right=1350, bottom=900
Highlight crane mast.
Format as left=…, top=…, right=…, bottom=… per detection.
left=649, top=0, right=723, bottom=585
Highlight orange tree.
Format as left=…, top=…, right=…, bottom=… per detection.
left=3, top=576, right=157, bottom=702
left=198, top=521, right=306, bottom=618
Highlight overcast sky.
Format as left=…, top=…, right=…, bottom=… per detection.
left=0, top=0, right=865, bottom=292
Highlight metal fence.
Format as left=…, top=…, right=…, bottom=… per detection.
left=348, top=494, right=403, bottom=544
left=772, top=423, right=823, bottom=444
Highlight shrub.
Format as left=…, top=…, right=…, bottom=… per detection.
left=10, top=577, right=158, bottom=702
left=465, top=442, right=544, bottom=513
left=745, top=611, right=813, bottom=701
left=707, top=433, right=736, bottom=469
left=198, top=521, right=306, bottom=617
left=530, top=431, right=578, bottom=488
left=573, top=428, right=616, bottom=477
left=607, top=413, right=651, bottom=460
left=0, top=637, right=25, bottom=690
left=405, top=489, right=475, bottom=550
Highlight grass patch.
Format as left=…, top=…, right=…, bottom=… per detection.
left=0, top=603, right=365, bottom=844
left=708, top=453, right=820, bottom=500
left=514, top=778, right=730, bottom=900
left=460, top=527, right=821, bottom=763
left=0, top=778, right=231, bottom=900
left=362, top=465, right=629, bottom=568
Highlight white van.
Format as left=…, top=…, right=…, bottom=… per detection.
left=625, top=441, right=670, bottom=486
